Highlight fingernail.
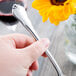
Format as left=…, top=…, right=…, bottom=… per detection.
left=41, top=38, right=50, bottom=48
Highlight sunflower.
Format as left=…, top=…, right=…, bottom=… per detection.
left=32, top=0, right=76, bottom=25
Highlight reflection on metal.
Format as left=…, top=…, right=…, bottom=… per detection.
left=12, top=4, right=65, bottom=76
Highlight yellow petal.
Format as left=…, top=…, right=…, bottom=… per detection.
left=32, top=0, right=75, bottom=25
left=42, top=15, right=48, bottom=22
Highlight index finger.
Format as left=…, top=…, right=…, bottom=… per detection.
left=3, top=33, right=35, bottom=48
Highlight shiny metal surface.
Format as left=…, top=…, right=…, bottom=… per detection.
left=12, top=4, right=65, bottom=76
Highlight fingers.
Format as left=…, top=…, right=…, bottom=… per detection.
left=27, top=60, right=38, bottom=76
left=21, top=38, right=50, bottom=65
left=27, top=70, right=32, bottom=76
left=42, top=53, right=47, bottom=57
left=2, top=34, right=35, bottom=48
left=29, top=60, right=39, bottom=70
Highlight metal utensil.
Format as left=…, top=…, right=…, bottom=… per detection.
left=12, top=4, right=65, bottom=76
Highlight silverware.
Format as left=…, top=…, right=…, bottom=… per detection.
left=12, top=4, right=65, bottom=76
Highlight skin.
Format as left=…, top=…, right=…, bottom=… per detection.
left=0, top=34, right=50, bottom=76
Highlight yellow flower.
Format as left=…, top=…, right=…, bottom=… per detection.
left=32, top=0, right=76, bottom=25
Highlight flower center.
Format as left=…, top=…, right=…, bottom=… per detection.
left=51, top=0, right=67, bottom=5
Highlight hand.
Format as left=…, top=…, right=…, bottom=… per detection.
left=0, top=34, right=50, bottom=76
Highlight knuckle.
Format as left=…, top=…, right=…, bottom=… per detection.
left=32, top=42, right=44, bottom=56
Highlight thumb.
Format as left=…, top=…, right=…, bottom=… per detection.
left=22, top=38, right=50, bottom=64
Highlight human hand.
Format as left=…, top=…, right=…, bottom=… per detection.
left=0, top=34, right=50, bottom=76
